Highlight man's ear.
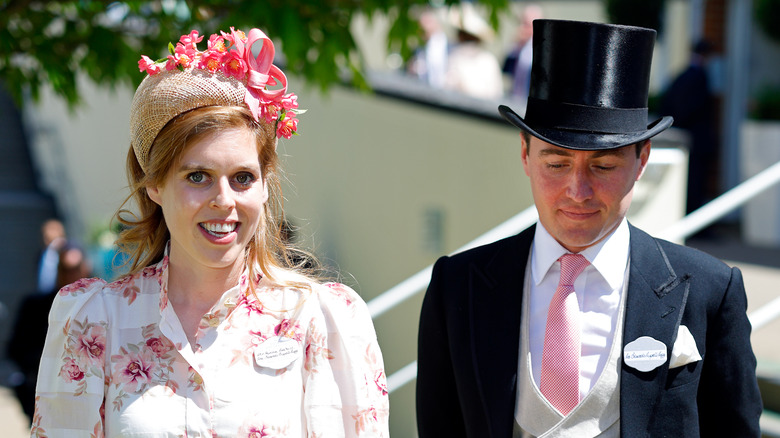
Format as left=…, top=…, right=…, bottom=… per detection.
left=636, top=140, right=652, bottom=181
left=147, top=185, right=162, bottom=206
left=520, top=133, right=531, bottom=176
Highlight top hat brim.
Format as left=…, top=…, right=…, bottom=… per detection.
left=499, top=105, right=673, bottom=151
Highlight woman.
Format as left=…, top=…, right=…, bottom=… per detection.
left=32, top=27, right=389, bottom=437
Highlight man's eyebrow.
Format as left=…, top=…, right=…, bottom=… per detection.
left=538, top=148, right=574, bottom=157
left=590, top=149, right=626, bottom=159
left=537, top=148, right=626, bottom=159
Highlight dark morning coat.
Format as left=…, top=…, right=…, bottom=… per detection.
left=416, top=224, right=762, bottom=437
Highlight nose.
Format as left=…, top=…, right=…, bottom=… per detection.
left=210, top=178, right=236, bottom=210
left=566, top=166, right=594, bottom=202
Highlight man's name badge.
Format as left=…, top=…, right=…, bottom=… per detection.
left=254, top=336, right=302, bottom=369
left=623, top=336, right=667, bottom=372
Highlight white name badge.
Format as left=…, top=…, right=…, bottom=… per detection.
left=254, top=336, right=302, bottom=369
left=623, top=336, right=667, bottom=372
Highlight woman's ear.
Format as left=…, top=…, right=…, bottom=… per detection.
left=146, top=185, right=162, bottom=206
left=261, top=178, right=269, bottom=204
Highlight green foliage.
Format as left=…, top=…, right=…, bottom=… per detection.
left=755, top=0, right=780, bottom=44
left=605, top=0, right=666, bottom=36
left=750, top=85, right=780, bottom=120
left=0, top=0, right=509, bottom=108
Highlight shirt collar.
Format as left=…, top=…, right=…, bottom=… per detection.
left=531, top=218, right=630, bottom=290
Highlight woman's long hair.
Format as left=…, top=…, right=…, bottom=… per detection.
left=115, top=105, right=322, bottom=289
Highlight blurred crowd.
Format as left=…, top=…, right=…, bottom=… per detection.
left=407, top=3, right=544, bottom=108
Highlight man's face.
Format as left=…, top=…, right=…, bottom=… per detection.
left=521, top=136, right=650, bottom=253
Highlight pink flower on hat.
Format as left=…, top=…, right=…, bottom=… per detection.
left=207, top=34, right=227, bottom=53
left=222, top=51, right=248, bottom=80
left=276, top=114, right=298, bottom=139
left=166, top=42, right=199, bottom=70
left=261, top=100, right=281, bottom=125
left=138, top=55, right=162, bottom=75
left=199, top=50, right=224, bottom=73
left=221, top=27, right=248, bottom=48
left=136, top=27, right=302, bottom=139
left=179, top=30, right=203, bottom=50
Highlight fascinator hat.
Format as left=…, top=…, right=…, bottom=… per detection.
left=130, top=27, right=300, bottom=173
left=498, top=20, right=673, bottom=150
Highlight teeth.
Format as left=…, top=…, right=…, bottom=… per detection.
left=202, top=222, right=236, bottom=234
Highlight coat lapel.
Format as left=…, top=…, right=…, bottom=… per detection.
left=468, top=225, right=535, bottom=438
left=620, top=225, right=691, bottom=436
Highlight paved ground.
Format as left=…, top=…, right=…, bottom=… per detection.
left=2, top=231, right=779, bottom=437
left=0, top=386, right=31, bottom=437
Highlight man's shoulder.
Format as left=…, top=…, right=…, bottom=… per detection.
left=630, top=225, right=732, bottom=275
left=437, top=225, right=534, bottom=271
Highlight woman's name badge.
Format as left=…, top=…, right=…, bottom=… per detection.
left=623, top=336, right=667, bottom=372
left=254, top=336, right=302, bottom=369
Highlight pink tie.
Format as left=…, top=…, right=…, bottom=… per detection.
left=540, top=253, right=590, bottom=415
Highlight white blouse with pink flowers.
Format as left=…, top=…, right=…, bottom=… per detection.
left=32, top=256, right=389, bottom=437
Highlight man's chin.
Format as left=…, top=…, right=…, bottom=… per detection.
left=554, top=230, right=607, bottom=253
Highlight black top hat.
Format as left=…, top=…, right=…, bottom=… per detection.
left=499, top=19, right=673, bottom=150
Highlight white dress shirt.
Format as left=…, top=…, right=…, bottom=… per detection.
left=528, top=219, right=630, bottom=399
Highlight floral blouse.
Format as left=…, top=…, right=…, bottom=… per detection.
left=32, top=256, right=389, bottom=437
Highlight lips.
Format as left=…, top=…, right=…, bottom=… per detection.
left=559, top=208, right=599, bottom=220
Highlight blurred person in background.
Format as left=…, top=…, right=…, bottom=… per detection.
left=660, top=39, right=717, bottom=214
left=32, top=26, right=388, bottom=436
left=444, top=3, right=503, bottom=100
left=8, top=243, right=92, bottom=422
left=36, top=218, right=67, bottom=294
left=408, top=7, right=450, bottom=89
left=502, top=4, right=544, bottom=108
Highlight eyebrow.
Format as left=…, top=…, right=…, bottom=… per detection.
left=177, top=162, right=261, bottom=173
left=538, top=148, right=626, bottom=159
left=178, top=163, right=205, bottom=171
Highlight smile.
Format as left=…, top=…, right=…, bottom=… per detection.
left=200, top=222, right=237, bottom=237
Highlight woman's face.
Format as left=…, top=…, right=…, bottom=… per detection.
left=147, top=127, right=268, bottom=274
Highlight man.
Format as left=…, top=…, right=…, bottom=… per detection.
left=661, top=39, right=717, bottom=214
left=416, top=20, right=762, bottom=437
left=502, top=4, right=543, bottom=104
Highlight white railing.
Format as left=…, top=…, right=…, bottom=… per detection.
left=371, top=159, right=780, bottom=394
left=658, top=160, right=780, bottom=242
left=367, top=206, right=539, bottom=318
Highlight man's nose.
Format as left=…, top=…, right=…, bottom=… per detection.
left=566, top=167, right=594, bottom=202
